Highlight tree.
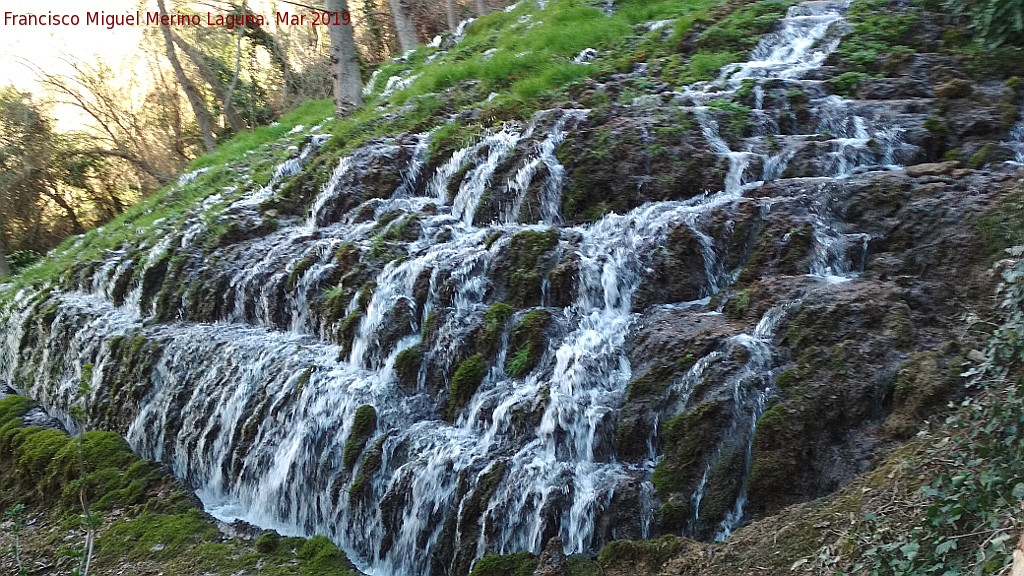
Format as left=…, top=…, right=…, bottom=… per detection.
left=476, top=0, right=488, bottom=16
left=389, top=0, right=419, bottom=53
left=32, top=60, right=177, bottom=185
left=326, top=0, right=365, bottom=114
left=155, top=0, right=218, bottom=152
left=446, top=0, right=458, bottom=31
left=971, top=0, right=1024, bottom=48
left=0, top=237, right=9, bottom=278
left=171, top=32, right=247, bottom=133
left=0, top=88, right=86, bottom=247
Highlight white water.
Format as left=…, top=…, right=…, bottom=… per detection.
left=1006, top=105, right=1024, bottom=165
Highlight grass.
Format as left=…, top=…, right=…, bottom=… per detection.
left=385, top=3, right=631, bottom=106
left=189, top=99, right=335, bottom=170
left=363, top=0, right=787, bottom=117
left=836, top=0, right=920, bottom=74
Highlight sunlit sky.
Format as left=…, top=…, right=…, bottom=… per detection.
left=0, top=1, right=146, bottom=89
left=0, top=0, right=145, bottom=126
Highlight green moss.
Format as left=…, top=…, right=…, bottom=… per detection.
left=507, top=229, right=558, bottom=268
left=504, top=310, right=551, bottom=378
left=923, top=116, right=948, bottom=137
left=378, top=213, right=421, bottom=242
left=596, top=535, right=695, bottom=568
left=342, top=405, right=377, bottom=471
left=624, top=364, right=675, bottom=402
left=974, top=189, right=1024, bottom=260
left=17, top=429, right=72, bottom=479
left=830, top=72, right=867, bottom=96
left=0, top=396, right=34, bottom=425
left=968, top=144, right=995, bottom=169
left=651, top=401, right=725, bottom=509
left=723, top=289, right=751, bottom=318
left=295, top=366, right=313, bottom=397
left=485, top=302, right=515, bottom=333
left=746, top=404, right=795, bottom=505
left=447, top=354, right=488, bottom=421
left=287, top=254, right=319, bottom=291
left=883, top=346, right=963, bottom=439
left=394, top=346, right=423, bottom=389
left=567, top=555, right=602, bottom=576
left=469, top=551, right=536, bottom=576
left=505, top=229, right=559, bottom=307
left=98, top=509, right=220, bottom=560
left=775, top=368, right=798, bottom=390
left=296, top=535, right=355, bottom=576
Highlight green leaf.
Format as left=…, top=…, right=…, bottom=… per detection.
left=935, top=539, right=957, bottom=555
left=900, top=541, right=920, bottom=561
left=1012, top=482, right=1024, bottom=499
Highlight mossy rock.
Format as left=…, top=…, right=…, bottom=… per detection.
left=98, top=509, right=221, bottom=560
left=974, top=188, right=1024, bottom=260
left=485, top=302, right=515, bottom=333
left=255, top=530, right=281, bottom=553
left=502, top=229, right=559, bottom=307
left=469, top=551, right=536, bottom=576
left=616, top=361, right=678, bottom=463
left=343, top=405, right=377, bottom=471
left=882, top=343, right=963, bottom=439
left=933, top=78, right=973, bottom=99
left=651, top=401, right=731, bottom=530
left=296, top=535, right=357, bottom=576
left=746, top=403, right=799, bottom=516
left=287, top=253, right=320, bottom=291
left=596, top=535, right=699, bottom=571
left=504, top=309, right=551, bottom=378
left=349, top=433, right=389, bottom=506
left=446, top=354, right=488, bottom=421
left=394, top=346, right=423, bottom=390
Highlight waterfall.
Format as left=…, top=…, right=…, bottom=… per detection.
left=0, top=0, right=926, bottom=573
left=1007, top=105, right=1024, bottom=165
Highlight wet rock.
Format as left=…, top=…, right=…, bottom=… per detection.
left=534, top=537, right=568, bottom=576
left=557, top=110, right=728, bottom=223
left=905, top=160, right=959, bottom=177
left=633, top=223, right=712, bottom=311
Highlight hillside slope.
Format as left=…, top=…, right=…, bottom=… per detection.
left=1, top=0, right=1023, bottom=574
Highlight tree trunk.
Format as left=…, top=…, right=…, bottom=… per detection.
left=389, top=0, right=418, bottom=53
left=475, top=0, right=488, bottom=16
left=156, top=0, right=217, bottom=153
left=0, top=220, right=10, bottom=278
left=326, top=0, right=364, bottom=114
left=446, top=0, right=457, bottom=32
left=40, top=187, right=86, bottom=235
left=242, top=15, right=299, bottom=99
left=171, top=32, right=247, bottom=133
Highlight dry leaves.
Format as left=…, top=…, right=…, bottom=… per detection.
left=1012, top=531, right=1024, bottom=576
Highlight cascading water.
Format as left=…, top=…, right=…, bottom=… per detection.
left=1006, top=105, right=1024, bottom=165
left=0, top=0, right=922, bottom=573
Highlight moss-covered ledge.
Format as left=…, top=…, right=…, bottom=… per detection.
left=0, top=395, right=360, bottom=576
